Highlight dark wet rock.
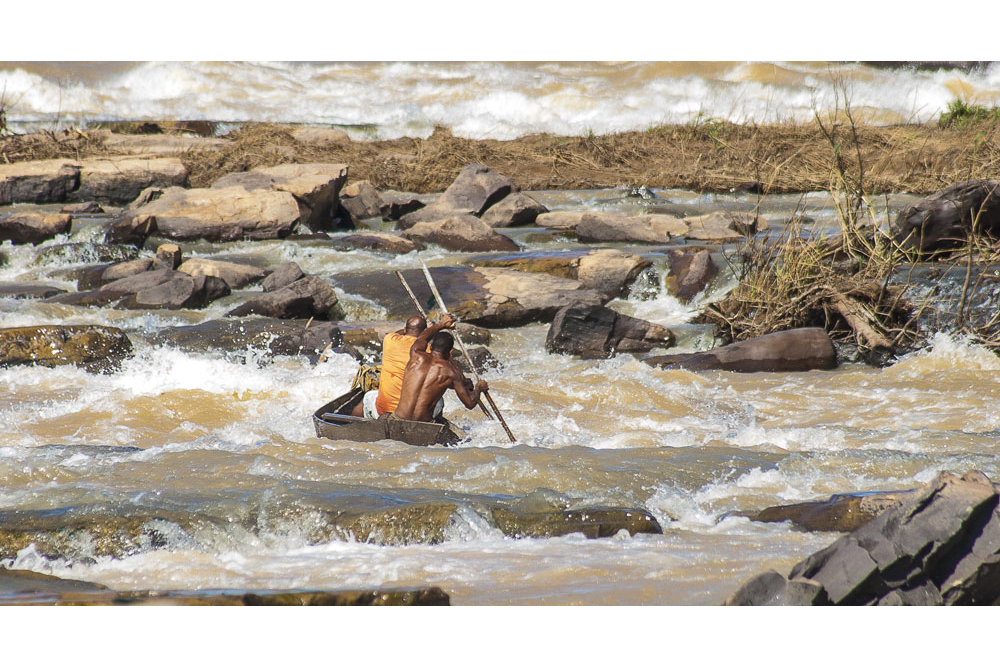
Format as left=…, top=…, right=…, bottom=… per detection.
left=0, top=283, right=67, bottom=299
left=453, top=345, right=501, bottom=374
left=333, top=502, right=459, bottom=545
left=893, top=180, right=1000, bottom=253
left=382, top=198, right=425, bottom=221
left=116, top=273, right=231, bottom=310
left=0, top=250, right=7, bottom=266
left=466, top=249, right=652, bottom=300
left=535, top=210, right=621, bottom=233
left=129, top=186, right=301, bottom=241
left=751, top=489, right=916, bottom=532
left=546, top=303, right=675, bottom=358
left=261, top=261, right=305, bottom=292
left=491, top=506, right=662, bottom=539
left=329, top=231, right=423, bottom=254
left=728, top=471, right=1000, bottom=606
left=85, top=257, right=160, bottom=289
left=337, top=321, right=490, bottom=351
left=733, top=180, right=766, bottom=194
left=72, top=156, right=188, bottom=203
left=480, top=191, right=548, bottom=227
left=211, top=163, right=349, bottom=231
left=723, top=570, right=831, bottom=606
left=666, top=249, right=719, bottom=302
left=0, top=325, right=133, bottom=372
left=0, top=160, right=80, bottom=205
left=177, top=258, right=267, bottom=289
left=339, top=180, right=385, bottom=221
left=227, top=276, right=340, bottom=320
left=331, top=266, right=605, bottom=327
left=60, top=201, right=104, bottom=214
left=401, top=214, right=521, bottom=252
left=576, top=212, right=689, bottom=244
left=148, top=318, right=343, bottom=357
left=645, top=328, right=837, bottom=373
left=44, top=290, right=128, bottom=308
left=0, top=211, right=72, bottom=245
left=397, top=163, right=514, bottom=229
left=104, top=213, right=157, bottom=247
left=98, top=267, right=177, bottom=295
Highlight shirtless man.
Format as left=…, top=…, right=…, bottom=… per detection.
left=391, top=314, right=488, bottom=423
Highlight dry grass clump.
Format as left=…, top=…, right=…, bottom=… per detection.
left=0, top=128, right=118, bottom=164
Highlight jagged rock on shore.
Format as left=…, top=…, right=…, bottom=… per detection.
left=750, top=489, right=916, bottom=533
left=0, top=160, right=80, bottom=205
left=726, top=471, right=1000, bottom=605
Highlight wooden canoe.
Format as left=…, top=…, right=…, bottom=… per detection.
left=312, top=387, right=465, bottom=447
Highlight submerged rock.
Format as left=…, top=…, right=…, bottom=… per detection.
left=329, top=231, right=424, bottom=254
left=645, top=328, right=837, bottom=373
left=750, top=489, right=916, bottom=532
left=148, top=318, right=343, bottom=357
left=0, top=325, right=133, bottom=372
left=491, top=506, right=662, bottom=539
left=0, top=283, right=67, bottom=299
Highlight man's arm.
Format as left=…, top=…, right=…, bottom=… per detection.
left=451, top=368, right=488, bottom=409
left=408, top=314, right=456, bottom=359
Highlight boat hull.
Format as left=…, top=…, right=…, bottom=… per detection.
left=312, top=388, right=464, bottom=447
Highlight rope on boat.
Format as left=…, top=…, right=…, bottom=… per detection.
left=350, top=364, right=381, bottom=392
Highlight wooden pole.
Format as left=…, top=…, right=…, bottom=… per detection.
left=419, top=262, right=516, bottom=443
left=395, top=270, right=494, bottom=421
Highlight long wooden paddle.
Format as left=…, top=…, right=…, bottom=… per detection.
left=395, top=270, right=494, bottom=421
left=419, top=262, right=517, bottom=443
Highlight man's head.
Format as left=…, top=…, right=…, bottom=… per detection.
left=404, top=316, right=427, bottom=336
left=429, top=331, right=454, bottom=357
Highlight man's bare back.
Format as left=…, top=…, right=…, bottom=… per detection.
left=392, top=315, right=487, bottom=422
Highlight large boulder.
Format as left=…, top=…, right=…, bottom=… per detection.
left=227, top=276, right=339, bottom=320
left=0, top=211, right=72, bottom=245
left=0, top=160, right=80, bottom=204
left=645, top=328, right=837, bottom=373
left=104, top=213, right=157, bottom=247
left=73, top=156, right=188, bottom=203
left=0, top=325, right=133, bottom=372
left=116, top=273, right=231, bottom=310
left=546, top=303, right=675, bottom=358
left=397, top=163, right=516, bottom=228
left=401, top=215, right=521, bottom=252
left=128, top=186, right=302, bottom=241
left=893, top=179, right=1000, bottom=253
left=212, top=163, right=349, bottom=231
left=751, top=489, right=916, bottom=533
left=331, top=266, right=606, bottom=327
left=261, top=262, right=305, bottom=292
left=466, top=249, right=651, bottom=300
left=576, top=213, right=689, bottom=244
left=727, top=471, right=1000, bottom=605
left=683, top=211, right=766, bottom=241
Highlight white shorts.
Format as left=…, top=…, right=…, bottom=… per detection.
left=364, top=390, right=444, bottom=419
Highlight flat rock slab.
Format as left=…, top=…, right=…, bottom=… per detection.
left=212, top=163, right=349, bottom=231
left=0, top=325, right=133, bottom=372
left=74, top=156, right=188, bottom=203
left=331, top=265, right=605, bottom=327
left=0, top=160, right=80, bottom=204
left=576, top=212, right=689, bottom=244
left=645, top=327, right=837, bottom=373
left=147, top=318, right=343, bottom=357
left=683, top=211, right=766, bottom=240
left=401, top=214, right=521, bottom=252
left=177, top=257, right=267, bottom=289
left=466, top=248, right=651, bottom=299
left=0, top=283, right=67, bottom=299
left=130, top=185, right=302, bottom=241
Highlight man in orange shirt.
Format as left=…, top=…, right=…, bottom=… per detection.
left=352, top=315, right=448, bottom=419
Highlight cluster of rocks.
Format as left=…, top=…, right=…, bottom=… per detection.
left=728, top=471, right=1000, bottom=605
